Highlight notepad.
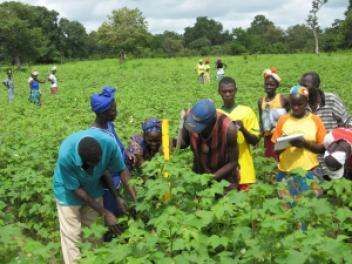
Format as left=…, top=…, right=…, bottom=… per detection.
left=274, top=133, right=305, bottom=151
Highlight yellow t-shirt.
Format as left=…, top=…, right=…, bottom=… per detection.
left=261, top=93, right=283, bottom=110
left=195, top=64, right=205, bottom=75
left=218, top=105, right=260, bottom=184
left=271, top=113, right=326, bottom=172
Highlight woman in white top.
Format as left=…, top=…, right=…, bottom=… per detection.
left=48, top=66, right=58, bottom=94
left=215, top=58, right=226, bottom=81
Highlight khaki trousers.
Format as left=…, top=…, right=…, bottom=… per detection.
left=56, top=199, right=102, bottom=264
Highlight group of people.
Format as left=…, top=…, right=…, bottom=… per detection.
left=53, top=87, right=168, bottom=263
left=2, top=66, right=58, bottom=105
left=195, top=58, right=227, bottom=84
left=53, top=69, right=352, bottom=264
left=28, top=66, right=59, bottom=106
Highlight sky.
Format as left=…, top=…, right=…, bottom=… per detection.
left=2, top=0, right=349, bottom=33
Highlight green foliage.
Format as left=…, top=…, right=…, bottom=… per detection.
left=0, top=55, right=352, bottom=262
left=96, top=7, right=151, bottom=56
left=59, top=18, right=89, bottom=59
left=184, top=16, right=230, bottom=47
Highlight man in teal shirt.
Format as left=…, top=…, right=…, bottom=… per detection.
left=53, top=128, right=136, bottom=264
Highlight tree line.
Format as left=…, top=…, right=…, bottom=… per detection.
left=0, top=1, right=352, bottom=66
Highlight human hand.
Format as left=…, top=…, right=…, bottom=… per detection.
left=290, top=138, right=306, bottom=148
left=180, top=109, right=187, bottom=120
left=126, top=152, right=137, bottom=166
left=116, top=196, right=129, bottom=215
left=104, top=211, right=121, bottom=235
left=234, top=120, right=244, bottom=131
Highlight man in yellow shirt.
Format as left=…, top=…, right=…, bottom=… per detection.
left=218, top=77, right=260, bottom=190
left=195, top=59, right=205, bottom=84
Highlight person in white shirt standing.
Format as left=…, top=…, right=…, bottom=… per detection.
left=48, top=66, right=58, bottom=95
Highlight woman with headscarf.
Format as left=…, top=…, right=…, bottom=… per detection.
left=258, top=67, right=289, bottom=159
left=125, top=117, right=165, bottom=171
left=323, top=128, right=352, bottom=180
left=90, top=86, right=136, bottom=218
left=28, top=70, right=45, bottom=106
left=272, top=85, right=326, bottom=198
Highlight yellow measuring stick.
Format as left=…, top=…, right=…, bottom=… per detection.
left=162, top=119, right=170, bottom=179
left=162, top=119, right=170, bottom=161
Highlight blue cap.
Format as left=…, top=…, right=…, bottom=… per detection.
left=184, top=99, right=217, bottom=133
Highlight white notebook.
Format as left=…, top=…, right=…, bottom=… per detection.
left=274, top=133, right=305, bottom=151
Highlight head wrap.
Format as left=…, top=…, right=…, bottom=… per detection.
left=263, top=67, right=281, bottom=83
left=90, top=86, right=116, bottom=113
left=290, top=85, right=309, bottom=97
left=51, top=66, right=57, bottom=71
left=32, top=71, right=39, bottom=76
left=324, top=150, right=346, bottom=179
left=142, top=118, right=161, bottom=133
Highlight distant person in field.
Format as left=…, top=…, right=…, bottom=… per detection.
left=218, top=77, right=260, bottom=191
left=300, top=71, right=352, bottom=177
left=215, top=58, right=227, bottom=81
left=90, top=86, right=136, bottom=220
left=119, top=49, right=126, bottom=64
left=3, top=69, right=15, bottom=102
left=203, top=59, right=211, bottom=83
left=179, top=99, right=239, bottom=190
left=53, top=128, right=135, bottom=264
left=28, top=70, right=45, bottom=106
left=195, top=59, right=205, bottom=84
left=48, top=66, right=58, bottom=95
left=125, top=117, right=164, bottom=171
left=258, top=67, right=289, bottom=159
left=272, top=85, right=326, bottom=198
left=323, top=128, right=352, bottom=180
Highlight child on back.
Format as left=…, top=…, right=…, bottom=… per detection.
left=258, top=67, right=289, bottom=159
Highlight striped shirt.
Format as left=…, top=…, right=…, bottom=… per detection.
left=182, top=111, right=238, bottom=184
left=306, top=91, right=352, bottom=174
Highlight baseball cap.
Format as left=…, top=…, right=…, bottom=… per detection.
left=324, top=150, right=346, bottom=179
left=184, top=99, right=217, bottom=133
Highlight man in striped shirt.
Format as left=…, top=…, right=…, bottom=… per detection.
left=179, top=99, right=239, bottom=189
left=300, top=71, right=352, bottom=176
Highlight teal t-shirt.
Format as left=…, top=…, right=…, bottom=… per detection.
left=53, top=128, right=125, bottom=206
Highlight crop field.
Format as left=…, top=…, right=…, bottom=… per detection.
left=1, top=53, right=352, bottom=263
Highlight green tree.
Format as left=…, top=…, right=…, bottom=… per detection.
left=183, top=17, right=230, bottom=47
left=320, top=19, right=342, bottom=52
left=306, top=0, right=328, bottom=55
left=245, top=15, right=285, bottom=53
left=339, top=11, right=352, bottom=48
left=0, top=2, right=48, bottom=67
left=285, top=24, right=315, bottom=52
left=59, top=18, right=88, bottom=59
left=96, top=7, right=151, bottom=56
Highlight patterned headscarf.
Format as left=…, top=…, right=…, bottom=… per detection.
left=263, top=67, right=281, bottom=83
left=90, top=86, right=116, bottom=113
left=290, top=85, right=309, bottom=97
left=142, top=118, right=161, bottom=133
